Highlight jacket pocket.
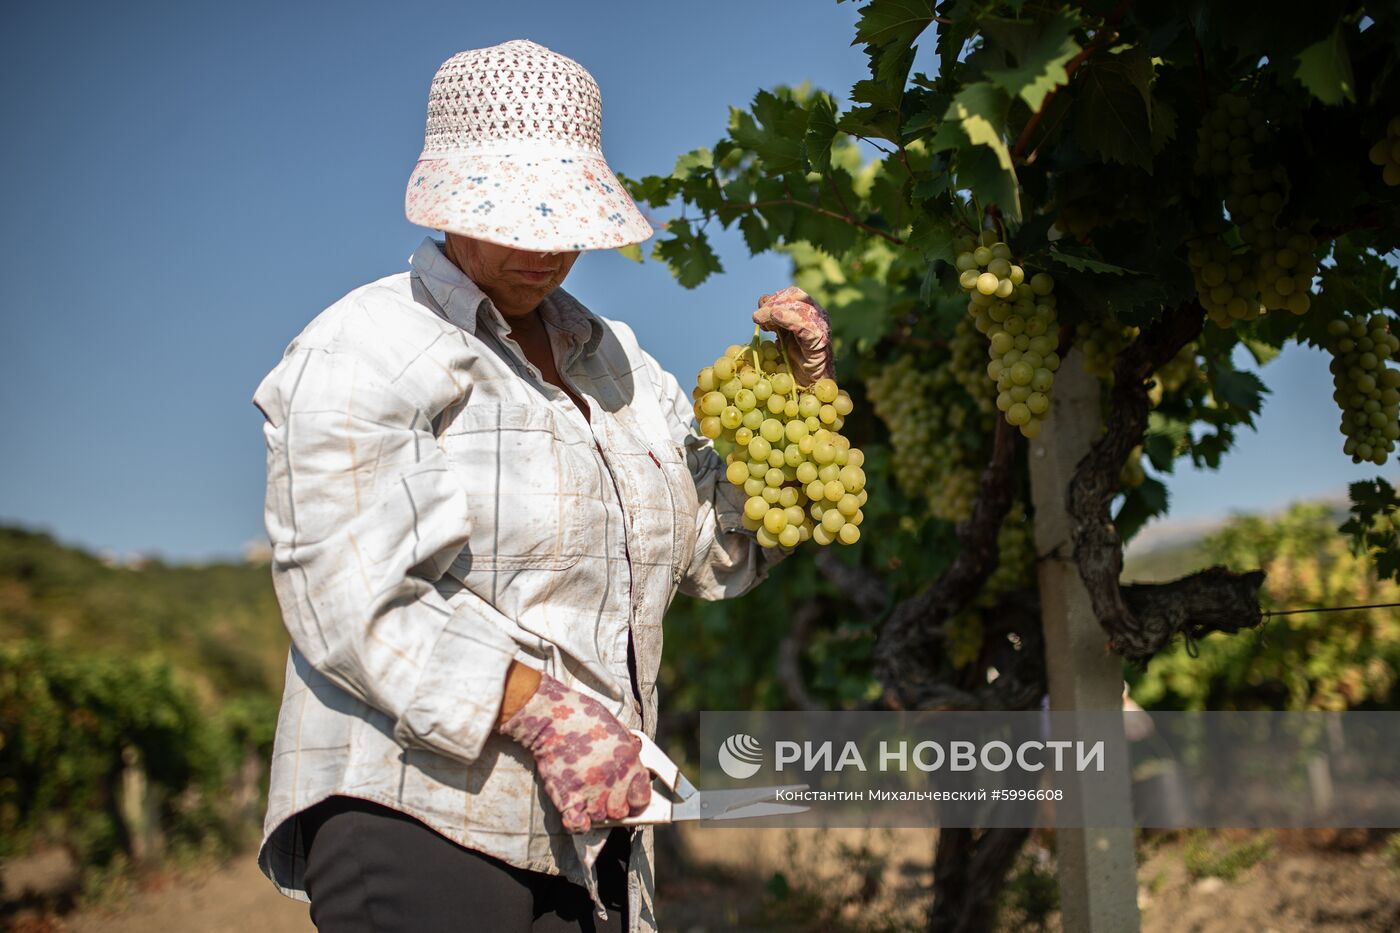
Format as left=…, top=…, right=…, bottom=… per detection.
left=656, top=442, right=699, bottom=586
left=437, top=401, right=588, bottom=573
left=608, top=407, right=702, bottom=590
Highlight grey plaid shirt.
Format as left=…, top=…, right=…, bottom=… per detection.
left=252, top=237, right=790, bottom=932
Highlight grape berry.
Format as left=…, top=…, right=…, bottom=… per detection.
left=1367, top=116, right=1400, bottom=186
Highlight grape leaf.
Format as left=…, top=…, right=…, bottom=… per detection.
left=792, top=168, right=862, bottom=257
left=853, top=0, right=935, bottom=52
left=902, top=87, right=946, bottom=136
left=851, top=0, right=928, bottom=84
left=946, top=83, right=1014, bottom=171
left=1073, top=48, right=1156, bottom=170
left=730, top=92, right=807, bottom=175
left=1341, top=478, right=1400, bottom=582
left=622, top=172, right=679, bottom=209
left=672, top=148, right=713, bottom=179
left=840, top=79, right=904, bottom=142
left=616, top=243, right=644, bottom=263
left=805, top=95, right=839, bottom=174
left=1150, top=96, right=1178, bottom=154
left=1050, top=266, right=1168, bottom=328
left=954, top=144, right=1023, bottom=223
left=984, top=10, right=1082, bottom=111
left=753, top=176, right=798, bottom=240
left=1238, top=336, right=1282, bottom=366
left=1114, top=477, right=1170, bottom=545
left=1295, top=23, right=1355, bottom=105
left=738, top=212, right=773, bottom=255
left=930, top=83, right=1022, bottom=220
left=907, top=213, right=957, bottom=265
left=1205, top=364, right=1269, bottom=425
left=1144, top=412, right=1192, bottom=472
left=1048, top=246, right=1138, bottom=275
left=653, top=221, right=724, bottom=288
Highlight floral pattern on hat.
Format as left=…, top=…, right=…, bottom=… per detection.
left=404, top=39, right=653, bottom=252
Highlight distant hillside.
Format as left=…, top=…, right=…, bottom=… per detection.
left=0, top=527, right=287, bottom=702
left=1120, top=499, right=1355, bottom=583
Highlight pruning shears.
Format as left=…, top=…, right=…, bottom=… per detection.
left=595, top=729, right=810, bottom=825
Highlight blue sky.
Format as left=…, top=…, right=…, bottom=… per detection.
left=1, top=1, right=1393, bottom=562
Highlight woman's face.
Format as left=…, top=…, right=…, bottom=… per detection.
left=444, top=234, right=580, bottom=318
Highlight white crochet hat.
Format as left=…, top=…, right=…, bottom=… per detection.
left=404, top=39, right=654, bottom=252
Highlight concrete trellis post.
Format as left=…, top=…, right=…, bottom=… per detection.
left=1027, top=347, right=1141, bottom=931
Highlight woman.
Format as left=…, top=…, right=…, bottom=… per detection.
left=252, top=39, right=832, bottom=933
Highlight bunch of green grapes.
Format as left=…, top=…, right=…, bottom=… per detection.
left=1075, top=318, right=1139, bottom=380
left=692, top=337, right=866, bottom=547
left=1254, top=223, right=1319, bottom=315
left=1194, top=92, right=1270, bottom=177
left=1147, top=341, right=1201, bottom=408
left=1191, top=91, right=1322, bottom=329
left=1367, top=116, right=1400, bottom=186
left=954, top=231, right=1061, bottom=439
left=1225, top=165, right=1289, bottom=246
left=940, top=500, right=1037, bottom=660
left=865, top=354, right=984, bottom=522
left=949, top=314, right=997, bottom=415
left=1324, top=312, right=1400, bottom=466
left=1186, top=237, right=1265, bottom=328
left=973, top=500, right=1036, bottom=607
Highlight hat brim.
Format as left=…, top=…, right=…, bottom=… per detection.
left=405, top=152, right=654, bottom=252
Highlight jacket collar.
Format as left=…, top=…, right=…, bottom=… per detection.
left=409, top=237, right=603, bottom=363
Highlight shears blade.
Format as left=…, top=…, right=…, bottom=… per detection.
left=595, top=730, right=810, bottom=826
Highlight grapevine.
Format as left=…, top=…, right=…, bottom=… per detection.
left=693, top=333, right=867, bottom=547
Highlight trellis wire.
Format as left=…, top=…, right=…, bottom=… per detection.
left=1180, top=600, right=1400, bottom=659
left=1262, top=600, right=1400, bottom=618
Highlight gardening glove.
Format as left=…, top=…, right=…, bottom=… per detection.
left=752, top=285, right=834, bottom=387
left=498, top=671, right=652, bottom=832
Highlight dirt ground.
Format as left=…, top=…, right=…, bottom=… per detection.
left=5, top=826, right=1398, bottom=932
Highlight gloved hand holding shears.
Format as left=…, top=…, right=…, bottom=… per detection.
left=499, top=671, right=808, bottom=831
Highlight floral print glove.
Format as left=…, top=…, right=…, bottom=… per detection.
left=497, top=671, right=652, bottom=832
left=752, top=285, right=835, bottom=387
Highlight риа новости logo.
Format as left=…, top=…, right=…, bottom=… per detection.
left=717, top=733, right=763, bottom=779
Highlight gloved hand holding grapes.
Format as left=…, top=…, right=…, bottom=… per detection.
left=498, top=671, right=652, bottom=832
left=753, top=286, right=834, bottom=387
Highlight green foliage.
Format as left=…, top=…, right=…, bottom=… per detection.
left=1132, top=502, right=1400, bottom=711
left=0, top=528, right=286, bottom=875
left=996, top=845, right=1060, bottom=930
left=0, top=640, right=268, bottom=864
left=1183, top=829, right=1276, bottom=881
left=624, top=0, right=1400, bottom=668
left=1295, top=23, right=1356, bottom=106
left=1341, top=477, right=1400, bottom=581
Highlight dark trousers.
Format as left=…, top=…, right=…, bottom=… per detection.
left=299, top=796, right=630, bottom=933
